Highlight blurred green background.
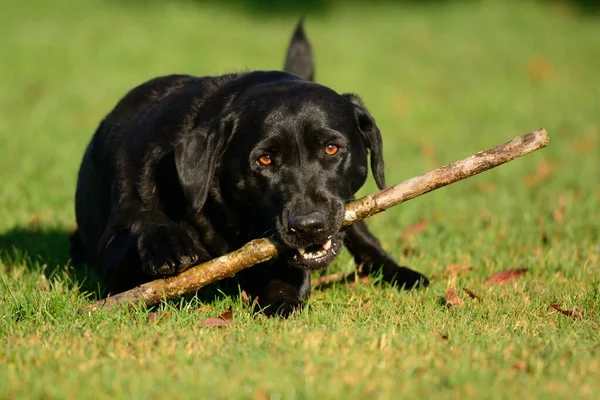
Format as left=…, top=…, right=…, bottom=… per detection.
left=1, top=0, right=599, bottom=398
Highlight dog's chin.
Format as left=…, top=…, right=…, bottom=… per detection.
left=285, top=232, right=344, bottom=271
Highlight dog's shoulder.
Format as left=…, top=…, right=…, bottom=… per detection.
left=105, top=74, right=237, bottom=122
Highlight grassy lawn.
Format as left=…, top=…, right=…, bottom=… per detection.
left=1, top=0, right=599, bottom=398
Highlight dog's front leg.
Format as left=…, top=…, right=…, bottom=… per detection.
left=344, top=220, right=429, bottom=289
left=98, top=206, right=211, bottom=290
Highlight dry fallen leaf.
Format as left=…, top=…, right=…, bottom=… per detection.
left=445, top=264, right=474, bottom=277
left=445, top=288, right=463, bottom=308
left=28, top=213, right=43, bottom=226
left=526, top=56, right=554, bottom=82
left=525, top=160, right=552, bottom=188
left=512, top=360, right=529, bottom=372
left=200, top=317, right=234, bottom=328
left=484, top=268, right=528, bottom=285
left=147, top=312, right=158, bottom=324
left=401, top=220, right=428, bottom=240
left=548, top=303, right=583, bottom=320
left=463, top=287, right=482, bottom=301
left=254, top=388, right=270, bottom=400
left=147, top=311, right=171, bottom=324
left=219, top=309, right=234, bottom=321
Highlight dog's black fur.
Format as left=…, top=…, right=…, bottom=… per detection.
left=71, top=20, right=429, bottom=315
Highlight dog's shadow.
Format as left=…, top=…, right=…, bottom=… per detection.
left=0, top=226, right=103, bottom=295
left=0, top=226, right=243, bottom=306
left=0, top=226, right=73, bottom=271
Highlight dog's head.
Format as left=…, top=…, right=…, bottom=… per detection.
left=176, top=77, right=385, bottom=270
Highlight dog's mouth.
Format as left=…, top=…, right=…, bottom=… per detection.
left=291, top=234, right=342, bottom=270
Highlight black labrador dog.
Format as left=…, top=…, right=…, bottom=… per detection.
left=71, top=21, right=429, bottom=315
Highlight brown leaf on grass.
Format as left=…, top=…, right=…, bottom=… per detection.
left=28, top=213, right=43, bottom=226
left=147, top=312, right=158, bottom=324
left=147, top=311, right=171, bottom=324
left=463, top=287, right=482, bottom=301
left=548, top=303, right=583, bottom=320
left=435, top=332, right=449, bottom=341
left=254, top=388, right=270, bottom=400
left=401, top=220, right=428, bottom=240
left=526, top=57, right=554, bottom=82
left=219, top=309, right=234, bottom=321
left=444, top=288, right=463, bottom=308
left=199, top=317, right=234, bottom=328
left=525, top=160, right=552, bottom=188
left=445, top=264, right=474, bottom=277
left=484, top=268, right=528, bottom=285
left=512, top=360, right=529, bottom=372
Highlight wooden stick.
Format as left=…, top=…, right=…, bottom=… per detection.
left=84, top=128, right=550, bottom=312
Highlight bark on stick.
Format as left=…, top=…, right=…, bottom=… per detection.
left=84, top=128, right=549, bottom=312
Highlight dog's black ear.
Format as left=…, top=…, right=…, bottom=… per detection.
left=343, top=93, right=386, bottom=190
left=175, top=114, right=236, bottom=213
left=283, top=17, right=314, bottom=81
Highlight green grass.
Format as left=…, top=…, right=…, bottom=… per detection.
left=1, top=0, right=599, bottom=398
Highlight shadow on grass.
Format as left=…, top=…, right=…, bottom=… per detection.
left=111, top=0, right=600, bottom=16
left=0, top=227, right=104, bottom=297
left=0, top=227, right=72, bottom=269
left=0, top=226, right=241, bottom=307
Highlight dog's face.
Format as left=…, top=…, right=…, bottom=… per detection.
left=216, top=82, right=386, bottom=270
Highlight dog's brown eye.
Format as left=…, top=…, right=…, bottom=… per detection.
left=258, top=154, right=272, bottom=166
left=325, top=144, right=339, bottom=156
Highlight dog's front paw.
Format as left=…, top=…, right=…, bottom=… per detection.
left=257, top=299, right=305, bottom=318
left=365, top=259, right=430, bottom=289
left=136, top=223, right=204, bottom=277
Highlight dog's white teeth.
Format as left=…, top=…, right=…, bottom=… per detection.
left=328, top=235, right=332, bottom=239
left=297, top=239, right=335, bottom=261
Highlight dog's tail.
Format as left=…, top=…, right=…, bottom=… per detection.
left=283, top=17, right=314, bottom=81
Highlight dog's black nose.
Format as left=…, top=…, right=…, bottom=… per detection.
left=288, top=211, right=326, bottom=233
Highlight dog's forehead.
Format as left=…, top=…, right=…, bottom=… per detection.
left=241, top=83, right=351, bottom=130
